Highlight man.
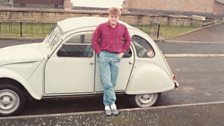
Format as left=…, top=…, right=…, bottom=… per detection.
left=91, top=7, right=131, bottom=116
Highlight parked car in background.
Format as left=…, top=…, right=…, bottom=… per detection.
left=0, top=17, right=179, bottom=116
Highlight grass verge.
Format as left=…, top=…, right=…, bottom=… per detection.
left=0, top=22, right=199, bottom=40
left=133, top=24, right=199, bottom=39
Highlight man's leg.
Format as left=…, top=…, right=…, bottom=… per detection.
left=99, top=62, right=116, bottom=106
left=98, top=52, right=116, bottom=115
left=109, top=54, right=120, bottom=115
left=110, top=59, right=119, bottom=88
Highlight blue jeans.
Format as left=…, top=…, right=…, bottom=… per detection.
left=98, top=51, right=121, bottom=106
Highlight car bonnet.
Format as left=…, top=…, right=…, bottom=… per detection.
left=0, top=43, right=44, bottom=66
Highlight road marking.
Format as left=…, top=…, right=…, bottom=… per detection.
left=165, top=40, right=224, bottom=44
left=165, top=54, right=224, bottom=57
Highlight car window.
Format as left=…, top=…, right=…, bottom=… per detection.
left=132, top=35, right=155, bottom=58
left=57, top=33, right=93, bottom=57
left=57, top=44, right=93, bottom=57
left=65, top=34, right=91, bottom=43
left=48, top=27, right=62, bottom=49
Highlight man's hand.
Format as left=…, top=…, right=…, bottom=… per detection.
left=118, top=52, right=124, bottom=58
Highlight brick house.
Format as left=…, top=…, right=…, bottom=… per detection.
left=213, top=0, right=224, bottom=16
left=123, top=0, right=224, bottom=17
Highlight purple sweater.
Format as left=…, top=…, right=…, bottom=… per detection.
left=91, top=22, right=131, bottom=54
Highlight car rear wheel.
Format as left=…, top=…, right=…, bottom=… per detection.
left=0, top=83, right=25, bottom=116
left=131, top=93, right=160, bottom=107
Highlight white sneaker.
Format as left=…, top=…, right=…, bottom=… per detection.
left=105, top=106, right=112, bottom=116
left=110, top=104, right=119, bottom=116
left=110, top=104, right=117, bottom=109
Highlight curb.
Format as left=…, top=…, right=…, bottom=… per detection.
left=1, top=101, right=224, bottom=126
left=165, top=53, right=224, bottom=58
left=164, top=40, right=224, bottom=43
left=153, top=38, right=165, bottom=43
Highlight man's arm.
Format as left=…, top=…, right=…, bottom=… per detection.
left=122, top=26, right=131, bottom=53
left=91, top=25, right=101, bottom=54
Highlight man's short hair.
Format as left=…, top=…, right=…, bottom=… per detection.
left=107, top=7, right=121, bottom=16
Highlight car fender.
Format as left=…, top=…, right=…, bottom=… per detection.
left=126, top=62, right=175, bottom=94
left=0, top=68, right=41, bottom=99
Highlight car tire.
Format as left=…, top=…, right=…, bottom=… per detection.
left=130, top=93, right=160, bottom=107
left=0, top=83, right=26, bottom=116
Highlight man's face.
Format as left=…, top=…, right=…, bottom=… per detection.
left=108, top=14, right=119, bottom=26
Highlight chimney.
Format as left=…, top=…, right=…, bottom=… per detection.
left=122, top=0, right=129, bottom=12
left=64, top=0, right=72, bottom=10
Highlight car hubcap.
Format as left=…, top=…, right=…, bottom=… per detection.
left=135, top=93, right=158, bottom=107
left=140, top=95, right=152, bottom=104
left=0, top=89, right=20, bottom=114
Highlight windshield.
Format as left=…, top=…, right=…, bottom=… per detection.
left=47, top=26, right=62, bottom=49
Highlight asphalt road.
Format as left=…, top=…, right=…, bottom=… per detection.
left=0, top=38, right=224, bottom=116
left=158, top=57, right=224, bottom=105
left=171, top=23, right=224, bottom=42
left=20, top=53, right=224, bottom=115
left=2, top=23, right=224, bottom=124
left=157, top=41, right=224, bottom=54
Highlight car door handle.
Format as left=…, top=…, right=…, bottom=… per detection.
left=90, top=62, right=94, bottom=65
left=129, top=61, right=133, bottom=64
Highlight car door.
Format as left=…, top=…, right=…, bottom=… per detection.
left=95, top=40, right=135, bottom=92
left=45, top=32, right=95, bottom=94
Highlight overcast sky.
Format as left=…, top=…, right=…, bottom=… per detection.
left=71, top=0, right=124, bottom=8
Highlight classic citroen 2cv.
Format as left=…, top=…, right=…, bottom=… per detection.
left=0, top=17, right=178, bottom=116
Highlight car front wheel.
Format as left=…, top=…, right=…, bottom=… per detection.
left=0, top=83, right=25, bottom=116
left=131, top=93, right=160, bottom=107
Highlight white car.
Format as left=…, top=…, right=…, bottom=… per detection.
left=0, top=17, right=179, bottom=116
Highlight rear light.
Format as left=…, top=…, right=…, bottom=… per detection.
left=172, top=74, right=176, bottom=80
